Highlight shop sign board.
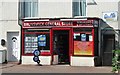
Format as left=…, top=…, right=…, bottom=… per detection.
left=102, top=11, right=117, bottom=22
left=23, top=20, right=94, bottom=28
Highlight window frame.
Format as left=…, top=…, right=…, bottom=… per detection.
left=72, top=0, right=87, bottom=17
left=22, top=29, right=51, bottom=56
left=73, top=28, right=94, bottom=56
left=19, top=0, right=38, bottom=18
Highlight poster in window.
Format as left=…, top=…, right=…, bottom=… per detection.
left=81, top=34, right=86, bottom=41
left=89, top=35, right=93, bottom=41
left=25, top=37, right=28, bottom=42
left=74, top=41, right=93, bottom=55
left=27, top=37, right=32, bottom=42
left=74, top=33, right=80, bottom=39
left=31, top=43, right=38, bottom=47
left=38, top=35, right=46, bottom=42
left=38, top=42, right=46, bottom=46
left=38, top=35, right=46, bottom=47
left=25, top=37, right=31, bottom=42
left=32, top=37, right=38, bottom=42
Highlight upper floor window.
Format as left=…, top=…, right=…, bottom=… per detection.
left=72, top=0, right=86, bottom=17
left=19, top=0, right=38, bottom=18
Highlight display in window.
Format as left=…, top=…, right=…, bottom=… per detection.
left=74, top=41, right=93, bottom=55
left=25, top=37, right=31, bottom=42
left=24, top=35, right=38, bottom=54
left=25, top=47, right=38, bottom=54
left=89, top=35, right=93, bottom=41
left=32, top=48, right=38, bottom=53
left=38, top=42, right=46, bottom=46
left=81, top=34, right=86, bottom=41
left=38, top=35, right=46, bottom=42
left=25, top=43, right=28, bottom=47
left=38, top=35, right=46, bottom=47
left=25, top=43, right=32, bottom=47
left=31, top=37, right=38, bottom=42
left=25, top=37, right=28, bottom=42
left=31, top=43, right=38, bottom=47
left=74, top=33, right=80, bottom=39
left=41, top=50, right=50, bottom=52
left=25, top=48, right=30, bottom=53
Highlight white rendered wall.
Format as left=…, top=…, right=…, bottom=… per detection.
left=0, top=1, right=20, bottom=50
left=87, top=0, right=119, bottom=29
left=38, top=0, right=72, bottom=18
left=71, top=56, right=94, bottom=66
left=0, top=1, right=21, bottom=63
left=22, top=56, right=52, bottom=65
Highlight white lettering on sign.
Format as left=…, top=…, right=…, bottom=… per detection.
left=23, top=20, right=94, bottom=27
left=24, top=23, right=30, bottom=27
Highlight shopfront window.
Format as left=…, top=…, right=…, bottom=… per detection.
left=73, top=28, right=94, bottom=56
left=24, top=29, right=50, bottom=54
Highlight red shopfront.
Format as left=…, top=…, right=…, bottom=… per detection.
left=21, top=18, right=99, bottom=66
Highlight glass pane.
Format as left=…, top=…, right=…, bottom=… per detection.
left=19, top=0, right=38, bottom=18
left=73, top=2, right=79, bottom=16
left=82, top=0, right=86, bottom=16
left=18, top=1, right=24, bottom=18
left=72, top=0, right=86, bottom=16
left=32, top=1, right=38, bottom=17
left=24, top=2, right=31, bottom=17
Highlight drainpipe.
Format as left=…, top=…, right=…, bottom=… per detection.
left=17, top=0, right=23, bottom=64
left=18, top=19, right=22, bottom=64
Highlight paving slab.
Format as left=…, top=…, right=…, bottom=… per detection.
left=1, top=64, right=113, bottom=73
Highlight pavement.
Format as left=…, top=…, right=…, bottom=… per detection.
left=0, top=62, right=113, bottom=73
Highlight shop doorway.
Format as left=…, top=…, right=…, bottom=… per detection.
left=102, top=34, right=115, bottom=66
left=53, top=30, right=70, bottom=64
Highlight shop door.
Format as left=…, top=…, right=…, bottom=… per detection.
left=52, top=28, right=71, bottom=64
left=102, top=35, right=115, bottom=66
left=7, top=32, right=20, bottom=62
